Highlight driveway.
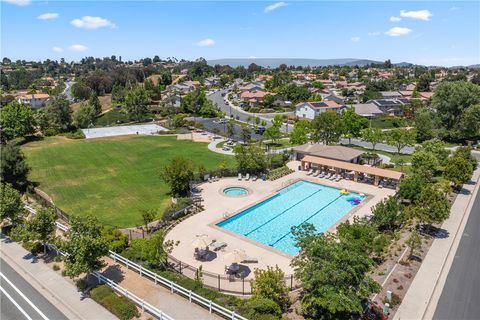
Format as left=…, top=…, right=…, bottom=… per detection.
left=82, top=123, right=167, bottom=139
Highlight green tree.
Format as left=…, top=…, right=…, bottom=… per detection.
left=414, top=185, right=450, bottom=231
left=0, top=101, right=36, bottom=141
left=289, top=120, right=310, bottom=145
left=406, top=230, right=422, bottom=259
left=311, top=111, right=343, bottom=145
left=417, top=139, right=449, bottom=167
left=124, top=85, right=150, bottom=121
left=292, top=224, right=380, bottom=320
left=251, top=266, right=290, bottom=312
left=263, top=94, right=275, bottom=109
left=235, top=144, right=267, bottom=174
left=140, top=209, right=157, bottom=234
left=36, top=96, right=72, bottom=132
left=226, top=121, right=236, bottom=139
left=342, top=108, right=368, bottom=145
left=240, top=125, right=252, bottom=143
left=414, top=108, right=439, bottom=142
left=181, top=89, right=207, bottom=114
left=360, top=127, right=384, bottom=151
left=88, top=92, right=102, bottom=115
left=431, top=81, right=480, bottom=134
left=160, top=156, right=194, bottom=196
left=26, top=208, right=56, bottom=254
left=264, top=117, right=282, bottom=144
left=453, top=146, right=478, bottom=171
left=398, top=174, right=425, bottom=203
left=371, top=196, right=403, bottom=231
left=0, top=143, right=30, bottom=191
left=455, top=104, right=480, bottom=141
left=443, top=156, right=473, bottom=189
left=385, top=128, right=416, bottom=154
left=59, top=215, right=109, bottom=278
left=0, top=183, right=25, bottom=226
left=411, top=150, right=439, bottom=182
left=73, top=103, right=97, bottom=128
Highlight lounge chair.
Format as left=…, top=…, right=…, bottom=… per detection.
left=242, top=256, right=258, bottom=263
left=208, top=178, right=212, bottom=183
left=329, top=174, right=336, bottom=180
left=246, top=173, right=250, bottom=181
left=319, top=171, right=326, bottom=178
left=324, top=173, right=331, bottom=179
left=211, top=241, right=227, bottom=251
left=252, top=175, right=258, bottom=181
left=335, top=175, right=342, bottom=182
left=313, top=170, right=320, bottom=177
left=306, top=169, right=313, bottom=175
left=238, top=173, right=242, bottom=180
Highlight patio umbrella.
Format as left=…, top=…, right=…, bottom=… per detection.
left=225, top=249, right=247, bottom=264
left=191, top=235, right=211, bottom=249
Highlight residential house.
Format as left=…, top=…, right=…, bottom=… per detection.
left=380, top=91, right=403, bottom=99
left=204, top=76, right=220, bottom=88
left=295, top=100, right=346, bottom=120
left=17, top=93, right=50, bottom=108
left=240, top=90, right=274, bottom=107
left=352, top=102, right=384, bottom=119
left=172, top=80, right=200, bottom=94
left=370, top=99, right=407, bottom=116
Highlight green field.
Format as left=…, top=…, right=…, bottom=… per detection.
left=22, top=135, right=233, bottom=228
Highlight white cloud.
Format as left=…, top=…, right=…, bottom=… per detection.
left=37, top=13, right=59, bottom=20
left=264, top=2, right=288, bottom=13
left=249, top=56, right=257, bottom=59
left=71, top=16, right=116, bottom=29
left=52, top=46, right=63, bottom=53
left=351, top=37, right=360, bottom=42
left=390, top=16, right=401, bottom=22
left=368, top=32, right=381, bottom=36
left=1, top=0, right=31, bottom=6
left=195, top=38, right=215, bottom=47
left=69, top=44, right=88, bottom=52
left=385, top=27, right=412, bottom=37
left=400, top=9, right=433, bottom=21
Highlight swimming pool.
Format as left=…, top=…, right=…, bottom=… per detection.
left=217, top=180, right=366, bottom=255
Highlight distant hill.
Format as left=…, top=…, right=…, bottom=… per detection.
left=468, top=64, right=480, bottom=68
left=207, top=58, right=383, bottom=68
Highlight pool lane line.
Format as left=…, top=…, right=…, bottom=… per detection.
left=243, top=188, right=324, bottom=237
left=268, top=194, right=344, bottom=247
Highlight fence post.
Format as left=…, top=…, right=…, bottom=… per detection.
left=189, top=290, right=192, bottom=302
left=96, top=272, right=101, bottom=284
left=141, top=299, right=145, bottom=312
left=218, top=274, right=220, bottom=291
left=209, top=300, right=212, bottom=313
left=140, top=267, right=142, bottom=277
left=154, top=274, right=157, bottom=284
left=125, top=289, right=129, bottom=298
left=179, top=261, right=182, bottom=273
left=126, top=260, right=129, bottom=269
left=170, top=281, right=174, bottom=294
left=231, top=311, right=236, bottom=320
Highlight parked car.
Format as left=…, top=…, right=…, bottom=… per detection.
left=254, top=126, right=266, bottom=134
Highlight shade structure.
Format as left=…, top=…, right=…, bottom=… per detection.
left=191, top=235, right=211, bottom=249
left=225, top=249, right=247, bottom=264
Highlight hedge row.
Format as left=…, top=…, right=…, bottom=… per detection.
left=90, top=285, right=139, bottom=320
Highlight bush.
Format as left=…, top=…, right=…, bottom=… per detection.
left=267, top=166, right=294, bottom=181
left=52, top=264, right=60, bottom=271
left=162, top=198, right=193, bottom=222
left=90, top=285, right=139, bottom=320
left=44, top=128, right=59, bottom=136
left=246, top=297, right=282, bottom=319
left=60, top=130, right=85, bottom=139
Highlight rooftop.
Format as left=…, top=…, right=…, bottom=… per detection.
left=293, top=143, right=365, bottom=162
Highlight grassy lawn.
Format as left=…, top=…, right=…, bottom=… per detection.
left=22, top=135, right=234, bottom=228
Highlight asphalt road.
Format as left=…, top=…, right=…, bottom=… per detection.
left=0, top=258, right=68, bottom=320
left=433, top=156, right=480, bottom=320
left=339, top=138, right=415, bottom=155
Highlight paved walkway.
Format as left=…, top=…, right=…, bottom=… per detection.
left=394, top=166, right=480, bottom=319
left=0, top=236, right=117, bottom=320
left=101, top=257, right=221, bottom=320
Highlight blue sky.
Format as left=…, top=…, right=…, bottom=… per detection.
left=1, top=1, right=479, bottom=66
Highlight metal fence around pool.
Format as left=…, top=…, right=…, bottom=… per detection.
left=166, top=254, right=300, bottom=296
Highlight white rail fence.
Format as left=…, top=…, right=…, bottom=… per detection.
left=26, top=205, right=247, bottom=320
left=93, top=272, right=174, bottom=320
left=109, top=251, right=248, bottom=320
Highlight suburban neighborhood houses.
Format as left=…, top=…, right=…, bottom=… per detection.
left=1, top=1, right=479, bottom=320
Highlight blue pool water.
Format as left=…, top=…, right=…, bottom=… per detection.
left=224, top=187, right=249, bottom=196
left=217, top=180, right=365, bottom=255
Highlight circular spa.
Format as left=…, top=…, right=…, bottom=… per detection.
left=223, top=186, right=249, bottom=197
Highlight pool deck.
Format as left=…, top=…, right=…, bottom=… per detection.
left=166, top=161, right=395, bottom=279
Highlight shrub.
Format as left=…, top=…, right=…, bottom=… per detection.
left=267, top=166, right=294, bottom=181
left=44, top=128, right=59, bottom=136
left=90, top=285, right=139, bottom=320
left=52, top=264, right=60, bottom=271
left=246, top=297, right=282, bottom=319
left=60, top=130, right=85, bottom=139
left=162, top=198, right=193, bottom=221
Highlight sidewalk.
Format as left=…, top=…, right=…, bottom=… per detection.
left=394, top=167, right=480, bottom=319
left=101, top=256, right=222, bottom=320
left=0, top=236, right=117, bottom=320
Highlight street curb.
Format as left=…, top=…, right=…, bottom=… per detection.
left=422, top=168, right=480, bottom=318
